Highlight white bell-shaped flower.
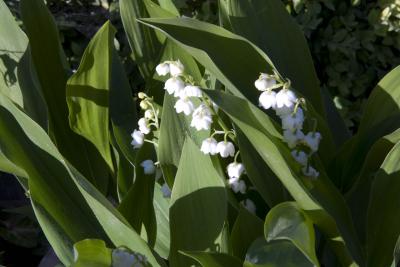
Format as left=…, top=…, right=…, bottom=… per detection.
left=184, top=85, right=202, bottom=97
left=161, top=183, right=171, bottom=198
left=191, top=104, right=213, bottom=131
left=283, top=129, right=304, bottom=148
left=131, top=129, right=144, bottom=149
left=302, top=165, right=319, bottom=178
left=281, top=108, right=304, bottom=130
left=228, top=177, right=246, bottom=194
left=141, top=160, right=156, bottom=175
left=275, top=106, right=293, bottom=117
left=138, top=118, right=151, bottom=135
left=200, top=137, right=218, bottom=155
left=227, top=162, right=245, bottom=178
left=291, top=150, right=308, bottom=166
left=169, top=60, right=184, bottom=77
left=156, top=62, right=170, bottom=76
left=259, top=90, right=277, bottom=110
left=164, top=77, right=185, bottom=95
left=144, top=109, right=154, bottom=120
left=174, top=97, right=194, bottom=116
left=276, top=89, right=297, bottom=108
left=254, top=73, right=276, bottom=91
left=304, top=132, right=322, bottom=152
left=242, top=199, right=256, bottom=214
left=216, top=141, right=235, bottom=158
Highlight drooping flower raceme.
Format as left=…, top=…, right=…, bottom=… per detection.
left=254, top=72, right=322, bottom=178
left=157, top=59, right=248, bottom=197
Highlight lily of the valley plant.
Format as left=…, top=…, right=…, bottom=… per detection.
left=0, top=0, right=400, bottom=267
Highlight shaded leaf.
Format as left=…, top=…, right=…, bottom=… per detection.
left=169, top=137, right=227, bottom=266
left=264, top=202, right=319, bottom=266
left=181, top=251, right=242, bottom=267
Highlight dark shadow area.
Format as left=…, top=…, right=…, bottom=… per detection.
left=0, top=53, right=18, bottom=87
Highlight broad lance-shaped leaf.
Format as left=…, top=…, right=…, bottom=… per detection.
left=338, top=66, right=400, bottom=190
left=138, top=17, right=337, bottom=165
left=218, top=0, right=349, bottom=147
left=264, top=202, right=319, bottom=266
left=0, top=93, right=165, bottom=267
left=20, top=0, right=110, bottom=193
left=118, top=142, right=157, bottom=247
left=236, top=128, right=287, bottom=207
left=204, top=90, right=363, bottom=266
left=153, top=183, right=171, bottom=259
left=157, top=39, right=207, bottom=186
left=346, top=129, right=400, bottom=244
left=169, top=137, right=227, bottom=267
left=366, top=141, right=400, bottom=267
left=0, top=0, right=47, bottom=128
left=230, top=207, right=264, bottom=260
left=244, top=238, right=313, bottom=267
left=120, top=0, right=162, bottom=78
left=139, top=17, right=272, bottom=103
left=72, top=239, right=111, bottom=267
left=181, top=251, right=242, bottom=267
left=67, top=21, right=115, bottom=172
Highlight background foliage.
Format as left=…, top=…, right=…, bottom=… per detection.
left=1, top=0, right=400, bottom=266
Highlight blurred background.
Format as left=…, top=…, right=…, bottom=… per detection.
left=1, top=0, right=400, bottom=266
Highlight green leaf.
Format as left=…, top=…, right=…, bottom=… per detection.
left=366, top=141, right=400, bottom=267
left=218, top=0, right=323, bottom=114
left=153, top=183, right=171, bottom=259
left=204, top=89, right=363, bottom=266
left=66, top=21, right=115, bottom=172
left=244, top=238, right=314, bottom=267
left=157, top=39, right=207, bottom=186
left=346, top=129, right=400, bottom=244
left=20, top=0, right=110, bottom=193
left=0, top=93, right=164, bottom=266
left=72, top=239, right=111, bottom=267
left=181, top=251, right=242, bottom=267
left=138, top=17, right=337, bottom=164
left=157, top=0, right=180, bottom=15
left=339, top=66, right=400, bottom=189
left=118, top=142, right=157, bottom=246
left=236, top=128, right=286, bottom=207
left=138, top=17, right=272, bottom=103
left=169, top=137, right=227, bottom=266
left=0, top=0, right=47, bottom=128
left=230, top=207, right=264, bottom=260
left=264, top=202, right=319, bottom=266
left=120, top=0, right=162, bottom=78
left=110, top=47, right=137, bottom=166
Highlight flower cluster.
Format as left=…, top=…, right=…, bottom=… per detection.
left=156, top=60, right=254, bottom=213
left=255, top=72, right=322, bottom=178
left=130, top=93, right=159, bottom=149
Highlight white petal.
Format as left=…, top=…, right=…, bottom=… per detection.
left=169, top=60, right=184, bottom=76
left=259, top=91, right=277, bottom=109
left=156, top=62, right=170, bottom=76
